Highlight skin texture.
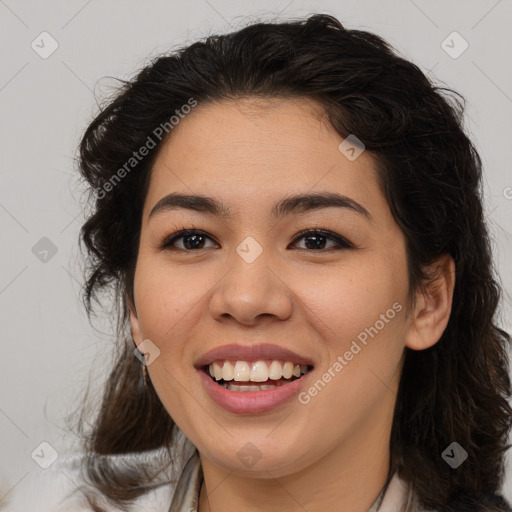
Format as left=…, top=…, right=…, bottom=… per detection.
left=129, top=97, right=455, bottom=512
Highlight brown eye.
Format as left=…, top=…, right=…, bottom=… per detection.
left=160, top=229, right=218, bottom=251
left=160, top=227, right=354, bottom=252
left=290, top=229, right=354, bottom=251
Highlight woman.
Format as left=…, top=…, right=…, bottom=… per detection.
left=3, top=13, right=511, bottom=512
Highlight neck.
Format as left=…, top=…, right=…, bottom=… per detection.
left=197, top=397, right=394, bottom=512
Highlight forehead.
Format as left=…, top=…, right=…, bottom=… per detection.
left=144, top=97, right=386, bottom=223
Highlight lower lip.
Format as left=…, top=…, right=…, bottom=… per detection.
left=197, top=369, right=312, bottom=414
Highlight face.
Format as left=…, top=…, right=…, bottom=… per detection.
left=129, top=96, right=419, bottom=478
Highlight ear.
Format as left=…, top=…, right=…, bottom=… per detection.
left=404, top=254, right=456, bottom=351
left=129, top=300, right=142, bottom=346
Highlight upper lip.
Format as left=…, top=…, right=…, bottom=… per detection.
left=194, top=343, right=315, bottom=368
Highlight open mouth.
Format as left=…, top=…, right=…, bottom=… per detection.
left=201, top=361, right=314, bottom=392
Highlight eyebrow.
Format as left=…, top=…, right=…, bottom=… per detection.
left=148, top=192, right=372, bottom=222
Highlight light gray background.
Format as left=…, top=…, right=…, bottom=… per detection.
left=1, top=0, right=511, bottom=505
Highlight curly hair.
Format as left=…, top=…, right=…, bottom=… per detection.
left=73, top=13, right=512, bottom=511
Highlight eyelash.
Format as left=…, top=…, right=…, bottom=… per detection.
left=158, top=226, right=354, bottom=252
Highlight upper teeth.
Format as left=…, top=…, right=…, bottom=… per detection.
left=208, top=361, right=309, bottom=382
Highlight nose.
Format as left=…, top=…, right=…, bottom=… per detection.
left=208, top=246, right=293, bottom=327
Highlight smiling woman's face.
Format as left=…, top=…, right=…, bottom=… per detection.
left=129, top=96, right=425, bottom=480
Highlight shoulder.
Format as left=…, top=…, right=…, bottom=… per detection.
left=379, top=471, right=512, bottom=512
left=0, top=426, right=198, bottom=511
left=0, top=446, right=189, bottom=512
left=1, top=452, right=97, bottom=511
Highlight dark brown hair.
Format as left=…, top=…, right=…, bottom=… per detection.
left=72, top=13, right=512, bottom=511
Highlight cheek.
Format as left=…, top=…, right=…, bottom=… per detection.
left=292, top=256, right=407, bottom=346
left=296, top=263, right=406, bottom=422
left=132, top=260, right=202, bottom=364
left=132, top=261, right=200, bottom=415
